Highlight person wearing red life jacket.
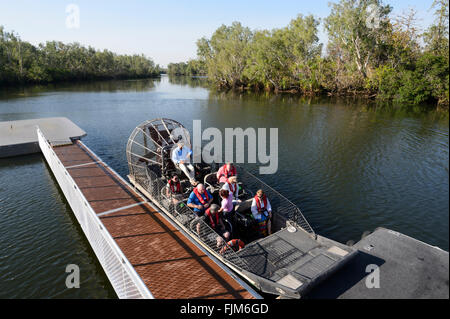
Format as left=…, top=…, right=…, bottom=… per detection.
left=187, top=183, right=213, bottom=216
left=166, top=174, right=184, bottom=203
left=217, top=237, right=245, bottom=254
left=251, top=189, right=272, bottom=236
left=204, top=204, right=230, bottom=241
left=221, top=175, right=241, bottom=205
left=216, top=162, right=237, bottom=184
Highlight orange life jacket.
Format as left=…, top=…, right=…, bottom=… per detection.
left=168, top=179, right=181, bottom=193
left=219, top=164, right=236, bottom=179
left=205, top=208, right=220, bottom=229
left=255, top=194, right=268, bottom=213
left=226, top=180, right=237, bottom=194
left=221, top=239, right=245, bottom=254
left=193, top=188, right=210, bottom=205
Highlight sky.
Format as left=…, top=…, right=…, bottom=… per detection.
left=0, top=0, right=438, bottom=67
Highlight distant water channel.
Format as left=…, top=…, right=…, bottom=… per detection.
left=0, top=75, right=448, bottom=298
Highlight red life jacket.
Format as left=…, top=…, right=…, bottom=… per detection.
left=255, top=195, right=268, bottom=213
left=228, top=239, right=245, bottom=250
left=219, top=164, right=236, bottom=179
left=226, top=180, right=237, bottom=194
left=193, top=188, right=210, bottom=205
left=221, top=239, right=245, bottom=254
left=168, top=179, right=181, bottom=193
left=205, top=208, right=220, bottom=229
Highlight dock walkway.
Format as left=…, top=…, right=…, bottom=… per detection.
left=38, top=130, right=257, bottom=299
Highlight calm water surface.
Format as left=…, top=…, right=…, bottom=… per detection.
left=0, top=76, right=448, bottom=298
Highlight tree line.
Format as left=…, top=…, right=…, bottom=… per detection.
left=167, top=60, right=206, bottom=76
left=0, top=27, right=161, bottom=85
left=174, top=0, right=449, bottom=107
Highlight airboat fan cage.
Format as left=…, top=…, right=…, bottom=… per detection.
left=126, top=118, right=191, bottom=180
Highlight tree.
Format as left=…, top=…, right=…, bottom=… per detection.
left=197, top=22, right=253, bottom=88
left=424, top=0, right=449, bottom=57
left=324, top=0, right=392, bottom=89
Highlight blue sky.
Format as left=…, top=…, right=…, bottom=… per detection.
left=0, top=0, right=437, bottom=67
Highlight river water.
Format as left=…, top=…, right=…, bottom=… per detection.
left=0, top=75, right=448, bottom=298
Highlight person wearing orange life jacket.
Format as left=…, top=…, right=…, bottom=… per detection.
left=166, top=174, right=184, bottom=203
left=204, top=204, right=230, bottom=241
left=217, top=237, right=245, bottom=254
left=251, top=189, right=272, bottom=236
left=216, top=162, right=236, bottom=184
left=221, top=176, right=241, bottom=205
left=187, top=183, right=213, bottom=216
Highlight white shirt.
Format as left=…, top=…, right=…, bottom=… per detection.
left=251, top=196, right=272, bottom=219
left=221, top=182, right=239, bottom=200
left=171, top=146, right=192, bottom=164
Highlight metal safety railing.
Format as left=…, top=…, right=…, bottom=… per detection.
left=234, top=166, right=315, bottom=235
left=37, top=127, right=153, bottom=299
left=131, top=164, right=251, bottom=272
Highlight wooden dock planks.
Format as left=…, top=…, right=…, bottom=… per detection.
left=52, top=141, right=255, bottom=299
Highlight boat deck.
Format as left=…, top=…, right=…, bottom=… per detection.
left=51, top=140, right=257, bottom=299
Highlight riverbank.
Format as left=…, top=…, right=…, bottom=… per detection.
left=170, top=1, right=449, bottom=108
left=0, top=25, right=161, bottom=86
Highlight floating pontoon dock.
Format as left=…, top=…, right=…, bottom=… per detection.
left=36, top=127, right=260, bottom=299
left=0, top=117, right=86, bottom=158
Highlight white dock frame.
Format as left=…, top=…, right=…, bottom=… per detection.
left=37, top=127, right=153, bottom=299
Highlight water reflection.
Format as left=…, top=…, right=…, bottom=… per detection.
left=0, top=78, right=158, bottom=101
left=168, top=75, right=209, bottom=88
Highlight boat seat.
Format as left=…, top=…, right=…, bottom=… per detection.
left=235, top=198, right=252, bottom=213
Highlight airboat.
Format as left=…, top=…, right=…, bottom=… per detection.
left=126, top=118, right=357, bottom=298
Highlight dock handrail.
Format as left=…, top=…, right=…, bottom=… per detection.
left=37, top=127, right=154, bottom=299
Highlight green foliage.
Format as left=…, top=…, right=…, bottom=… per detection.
left=244, top=15, right=323, bottom=93
left=167, top=59, right=206, bottom=76
left=197, top=22, right=253, bottom=88
left=183, top=0, right=449, bottom=107
left=0, top=27, right=160, bottom=85
left=367, top=53, right=449, bottom=105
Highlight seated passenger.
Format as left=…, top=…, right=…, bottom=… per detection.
left=187, top=183, right=213, bottom=217
left=217, top=237, right=245, bottom=254
left=216, top=162, right=236, bottom=184
left=251, top=189, right=272, bottom=236
left=166, top=174, right=183, bottom=203
left=204, top=204, right=230, bottom=241
left=171, top=141, right=197, bottom=185
left=221, top=176, right=241, bottom=204
left=218, top=189, right=234, bottom=220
